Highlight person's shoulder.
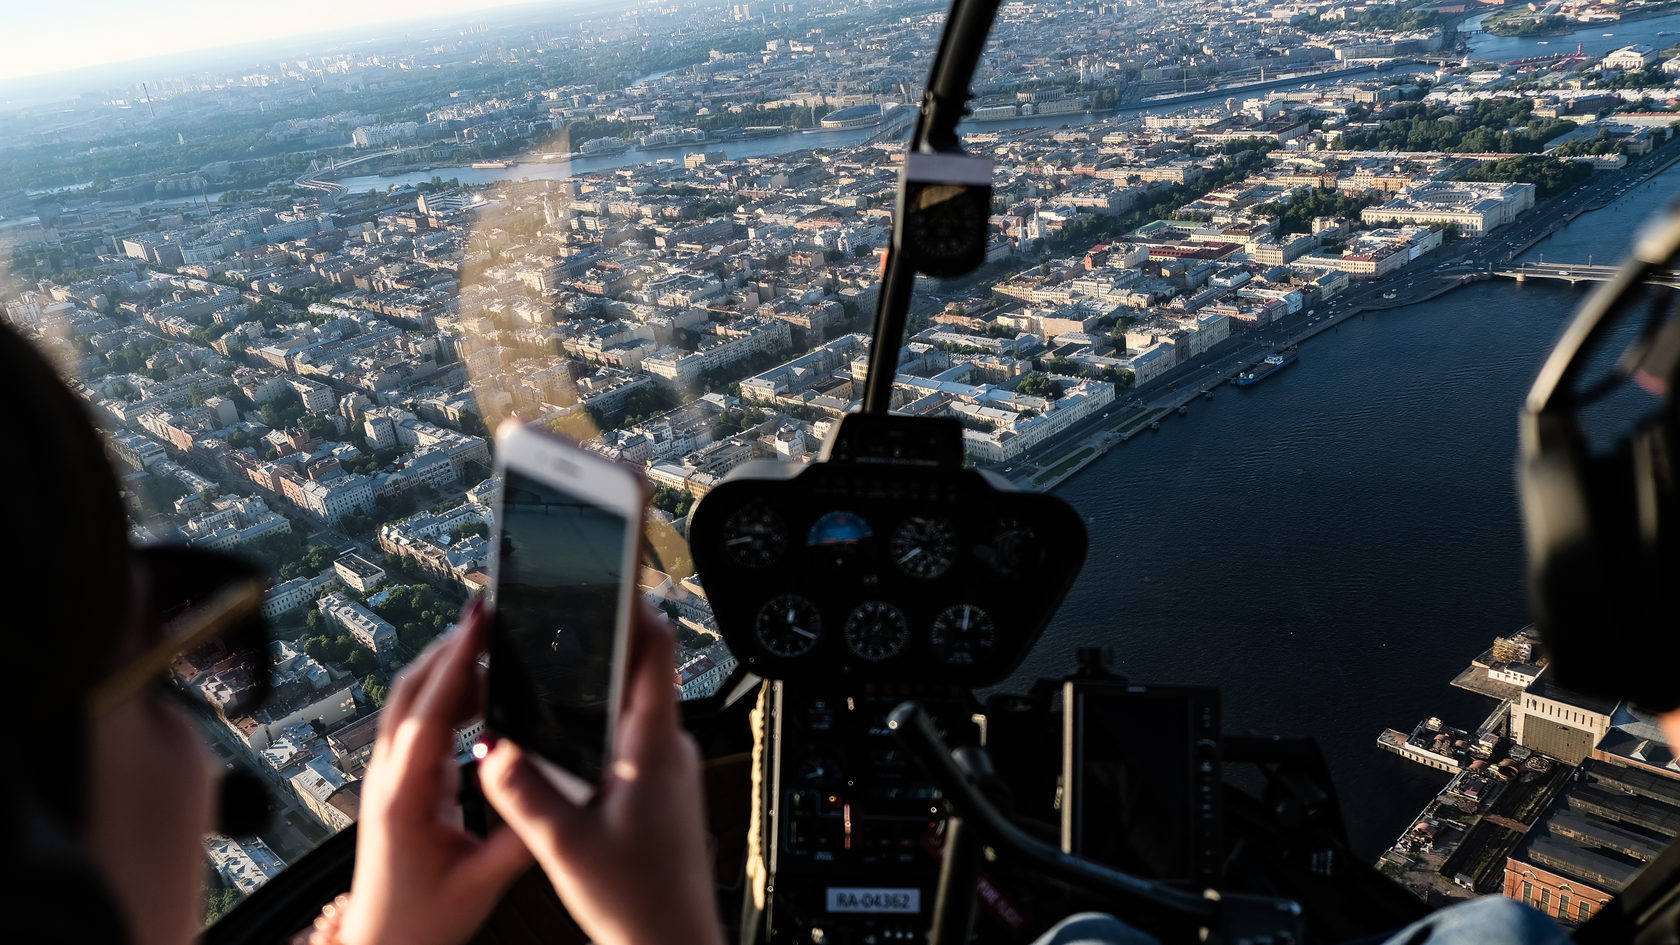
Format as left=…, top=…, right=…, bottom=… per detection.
left=1379, top=896, right=1574, bottom=945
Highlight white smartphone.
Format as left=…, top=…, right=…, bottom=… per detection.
left=487, top=420, right=645, bottom=802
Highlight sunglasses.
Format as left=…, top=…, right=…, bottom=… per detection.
left=87, top=546, right=272, bottom=719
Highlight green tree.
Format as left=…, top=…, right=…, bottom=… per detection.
left=362, top=675, right=389, bottom=709
left=1250, top=189, right=1380, bottom=236
left=301, top=415, right=338, bottom=441
left=345, top=648, right=376, bottom=677
left=1015, top=372, right=1064, bottom=400
left=449, top=521, right=489, bottom=543
left=204, top=888, right=245, bottom=927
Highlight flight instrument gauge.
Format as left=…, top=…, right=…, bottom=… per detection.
left=978, top=519, right=1043, bottom=578
left=844, top=601, right=910, bottom=661
left=722, top=503, right=788, bottom=569
left=929, top=603, right=997, bottom=666
left=890, top=516, right=956, bottom=579
left=755, top=594, right=823, bottom=658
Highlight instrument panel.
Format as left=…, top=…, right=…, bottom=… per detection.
left=690, top=441, right=1087, bottom=687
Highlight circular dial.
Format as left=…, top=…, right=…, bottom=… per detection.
left=891, top=516, right=956, bottom=580
left=980, top=519, right=1043, bottom=577
left=754, top=594, right=823, bottom=658
left=929, top=604, right=997, bottom=666
left=722, top=503, right=788, bottom=568
left=843, top=601, right=910, bottom=661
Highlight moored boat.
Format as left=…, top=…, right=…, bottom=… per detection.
left=1234, top=347, right=1299, bottom=386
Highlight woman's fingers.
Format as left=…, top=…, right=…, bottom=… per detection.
left=407, top=598, right=491, bottom=730
left=457, top=822, right=533, bottom=897
left=617, top=604, right=680, bottom=745
left=381, top=599, right=490, bottom=812
left=479, top=741, right=591, bottom=859
left=381, top=616, right=458, bottom=725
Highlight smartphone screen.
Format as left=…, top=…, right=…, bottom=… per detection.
left=488, top=465, right=633, bottom=785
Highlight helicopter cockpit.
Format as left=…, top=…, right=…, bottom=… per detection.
left=10, top=0, right=1680, bottom=943
left=190, top=0, right=1680, bottom=941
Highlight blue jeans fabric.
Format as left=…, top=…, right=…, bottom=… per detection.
left=1372, top=896, right=1573, bottom=945
left=1031, top=912, right=1163, bottom=945
left=1028, top=896, right=1573, bottom=945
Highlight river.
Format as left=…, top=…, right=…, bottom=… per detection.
left=333, top=65, right=1426, bottom=193
left=1008, top=156, right=1680, bottom=860
left=1464, top=7, right=1680, bottom=61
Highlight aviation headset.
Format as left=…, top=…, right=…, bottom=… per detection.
left=1519, top=204, right=1680, bottom=714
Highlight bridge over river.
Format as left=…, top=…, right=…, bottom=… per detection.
left=295, top=146, right=419, bottom=199
left=1491, top=261, right=1680, bottom=289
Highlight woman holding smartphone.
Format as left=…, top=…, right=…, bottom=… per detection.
left=1, top=322, right=723, bottom=945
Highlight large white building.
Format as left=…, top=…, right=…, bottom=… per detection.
left=1511, top=673, right=1620, bottom=765
left=1361, top=181, right=1535, bottom=235
left=298, top=474, right=375, bottom=525
left=204, top=835, right=287, bottom=895
left=1603, top=45, right=1659, bottom=71
left=319, top=592, right=400, bottom=666
left=263, top=571, right=338, bottom=618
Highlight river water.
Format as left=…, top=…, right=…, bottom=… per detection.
left=1011, top=158, right=1680, bottom=859
left=1464, top=8, right=1680, bottom=61
left=333, top=66, right=1423, bottom=193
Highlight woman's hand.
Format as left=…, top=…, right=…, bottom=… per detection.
left=336, top=598, right=532, bottom=945
left=478, top=604, right=726, bottom=945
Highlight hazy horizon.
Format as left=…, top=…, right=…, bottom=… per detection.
left=0, top=0, right=562, bottom=89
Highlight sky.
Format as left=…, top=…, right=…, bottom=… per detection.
left=0, top=0, right=538, bottom=83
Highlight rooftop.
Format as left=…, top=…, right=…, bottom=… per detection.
left=1528, top=673, right=1622, bottom=718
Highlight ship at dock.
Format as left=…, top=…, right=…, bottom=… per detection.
left=1234, top=347, right=1298, bottom=386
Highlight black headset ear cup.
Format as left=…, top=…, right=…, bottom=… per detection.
left=1521, top=408, right=1680, bottom=712
left=1, top=804, right=131, bottom=943
left=217, top=770, right=272, bottom=837
left=1520, top=410, right=1604, bottom=670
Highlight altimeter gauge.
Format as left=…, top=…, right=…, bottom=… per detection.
left=755, top=594, right=823, bottom=658
left=891, top=516, right=956, bottom=579
left=929, top=603, right=996, bottom=666
left=843, top=601, right=910, bottom=661
left=723, top=503, right=788, bottom=569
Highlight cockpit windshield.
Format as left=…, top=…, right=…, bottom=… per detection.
left=4, top=0, right=1679, bottom=937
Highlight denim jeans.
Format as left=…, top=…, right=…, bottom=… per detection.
left=1031, top=912, right=1163, bottom=945
left=1029, top=896, right=1573, bottom=945
left=1372, top=896, right=1573, bottom=945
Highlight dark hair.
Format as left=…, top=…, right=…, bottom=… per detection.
left=0, top=323, right=132, bottom=832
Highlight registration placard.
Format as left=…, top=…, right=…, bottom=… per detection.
left=825, top=887, right=921, bottom=914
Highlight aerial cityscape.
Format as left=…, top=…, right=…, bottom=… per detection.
left=5, top=0, right=1680, bottom=929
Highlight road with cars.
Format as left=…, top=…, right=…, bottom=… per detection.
left=1000, top=138, right=1680, bottom=488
